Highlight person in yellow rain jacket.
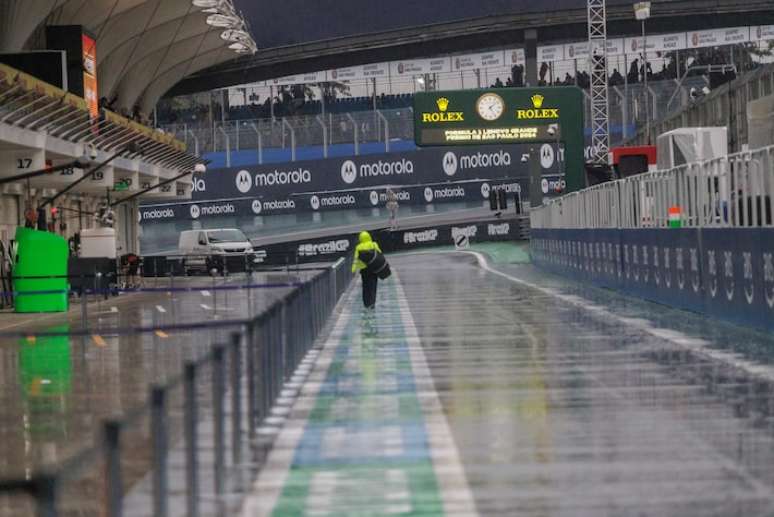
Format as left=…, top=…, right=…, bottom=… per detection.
left=351, top=231, right=389, bottom=309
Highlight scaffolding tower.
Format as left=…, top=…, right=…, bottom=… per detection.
left=587, top=0, right=610, bottom=165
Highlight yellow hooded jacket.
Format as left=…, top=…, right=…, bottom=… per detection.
left=352, top=231, right=382, bottom=273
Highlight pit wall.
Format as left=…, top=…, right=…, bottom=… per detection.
left=530, top=228, right=774, bottom=333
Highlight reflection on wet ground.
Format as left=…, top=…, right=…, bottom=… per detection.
left=244, top=250, right=774, bottom=516
left=0, top=272, right=307, bottom=484
left=5, top=247, right=774, bottom=516
left=395, top=253, right=774, bottom=516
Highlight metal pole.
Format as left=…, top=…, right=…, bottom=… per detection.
left=183, top=362, right=199, bottom=517
left=529, top=148, right=543, bottom=208
left=34, top=476, right=58, bottom=517
left=230, top=332, right=242, bottom=468
left=212, top=345, right=226, bottom=497
left=269, top=86, right=275, bottom=120
left=80, top=275, right=87, bottom=330
left=642, top=19, right=651, bottom=144
left=246, top=323, right=257, bottom=435
left=316, top=115, right=328, bottom=158
left=218, top=127, right=231, bottom=168
left=346, top=113, right=359, bottom=155
left=376, top=110, right=389, bottom=153
left=104, top=421, right=123, bottom=517
left=151, top=386, right=168, bottom=517
left=372, top=78, right=377, bottom=111
left=250, top=122, right=262, bottom=164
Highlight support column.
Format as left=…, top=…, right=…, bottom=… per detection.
left=525, top=29, right=538, bottom=87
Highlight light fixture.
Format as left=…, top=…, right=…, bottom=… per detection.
left=206, top=14, right=240, bottom=27
left=221, top=29, right=251, bottom=42
left=633, top=1, right=651, bottom=20
left=192, top=0, right=220, bottom=7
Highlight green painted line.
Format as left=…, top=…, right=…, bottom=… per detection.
left=270, top=280, right=446, bottom=516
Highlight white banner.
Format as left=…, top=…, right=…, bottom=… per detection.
left=606, top=38, right=625, bottom=56
left=538, top=45, right=564, bottom=62
left=452, top=50, right=522, bottom=71
left=390, top=57, right=451, bottom=76
left=478, top=50, right=506, bottom=68
left=329, top=66, right=360, bottom=81
left=626, top=32, right=687, bottom=55
left=688, top=27, right=749, bottom=49
left=754, top=25, right=774, bottom=41
left=566, top=42, right=589, bottom=61
left=506, top=48, right=526, bottom=66
left=268, top=71, right=326, bottom=86
left=360, top=62, right=390, bottom=79
left=452, top=53, right=482, bottom=71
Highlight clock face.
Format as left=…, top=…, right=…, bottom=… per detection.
left=476, top=93, right=505, bottom=121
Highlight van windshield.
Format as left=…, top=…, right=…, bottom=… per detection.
left=206, top=230, right=247, bottom=243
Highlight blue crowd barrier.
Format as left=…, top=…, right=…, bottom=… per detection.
left=531, top=227, right=774, bottom=333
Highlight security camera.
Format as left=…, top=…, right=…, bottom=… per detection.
left=521, top=153, right=530, bottom=163
left=194, top=163, right=207, bottom=174
left=88, top=145, right=98, bottom=160
left=547, top=124, right=558, bottom=137
left=75, top=155, right=91, bottom=169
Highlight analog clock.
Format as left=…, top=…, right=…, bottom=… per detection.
left=476, top=93, right=505, bottom=121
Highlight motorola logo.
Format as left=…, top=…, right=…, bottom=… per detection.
left=251, top=199, right=262, bottom=214
left=442, top=152, right=458, bottom=176
left=341, top=160, right=357, bottom=184
left=192, top=177, right=206, bottom=192
left=540, top=144, right=555, bottom=169
left=142, top=208, right=175, bottom=220
left=235, top=170, right=253, bottom=193
left=190, top=204, right=201, bottom=219
left=424, top=187, right=434, bottom=203
left=370, top=191, right=379, bottom=206
left=481, top=183, right=491, bottom=199
left=310, top=195, right=320, bottom=211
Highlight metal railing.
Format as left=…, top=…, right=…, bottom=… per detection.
left=0, top=258, right=352, bottom=516
left=161, top=78, right=706, bottom=159
left=532, top=145, right=774, bottom=230
left=627, top=62, right=774, bottom=152
left=164, top=108, right=414, bottom=159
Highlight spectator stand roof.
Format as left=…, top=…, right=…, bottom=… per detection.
left=0, top=62, right=200, bottom=200
left=0, top=0, right=254, bottom=116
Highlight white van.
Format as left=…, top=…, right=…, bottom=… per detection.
left=178, top=229, right=254, bottom=274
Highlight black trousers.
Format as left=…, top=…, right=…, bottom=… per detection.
left=361, top=271, right=378, bottom=308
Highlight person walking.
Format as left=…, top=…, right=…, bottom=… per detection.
left=351, top=231, right=390, bottom=310
left=385, top=188, right=399, bottom=230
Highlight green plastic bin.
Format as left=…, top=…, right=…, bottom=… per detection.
left=13, top=227, right=69, bottom=313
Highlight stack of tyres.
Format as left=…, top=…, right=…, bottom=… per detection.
left=12, top=227, right=69, bottom=313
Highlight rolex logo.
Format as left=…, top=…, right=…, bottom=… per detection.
left=436, top=97, right=450, bottom=112
left=518, top=94, right=559, bottom=120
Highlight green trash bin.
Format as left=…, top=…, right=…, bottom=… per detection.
left=12, top=227, right=70, bottom=313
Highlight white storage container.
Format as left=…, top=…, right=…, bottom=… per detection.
left=80, top=227, right=117, bottom=259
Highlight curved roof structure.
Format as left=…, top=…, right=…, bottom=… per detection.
left=0, top=0, right=253, bottom=114
left=1, top=0, right=772, bottom=108
left=173, top=0, right=774, bottom=95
